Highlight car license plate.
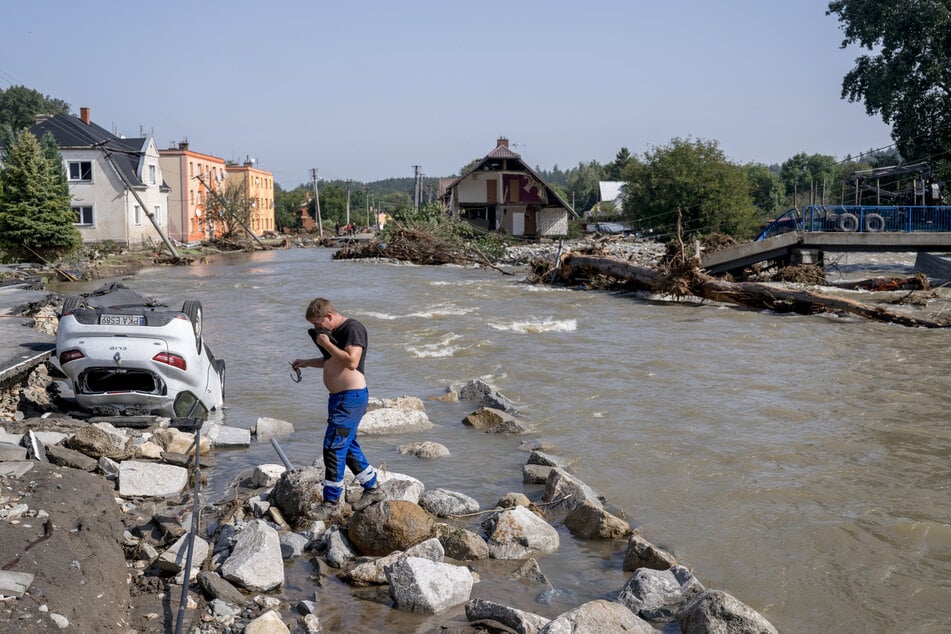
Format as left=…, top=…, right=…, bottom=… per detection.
left=99, top=314, right=145, bottom=326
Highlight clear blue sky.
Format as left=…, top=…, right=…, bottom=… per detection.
left=1, top=1, right=893, bottom=187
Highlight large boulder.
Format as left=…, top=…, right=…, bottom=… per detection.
left=483, top=506, right=559, bottom=559
left=385, top=557, right=473, bottom=614
left=359, top=408, right=434, bottom=434
left=66, top=422, right=132, bottom=460
left=436, top=526, right=490, bottom=561
left=541, top=468, right=603, bottom=513
left=348, top=500, right=435, bottom=556
left=396, top=441, right=450, bottom=458
left=539, top=599, right=654, bottom=633
left=450, top=379, right=517, bottom=412
left=152, top=427, right=211, bottom=456
left=678, top=590, right=778, bottom=634
left=118, top=461, right=188, bottom=498
left=617, top=565, right=704, bottom=623
left=564, top=501, right=630, bottom=539
left=268, top=467, right=324, bottom=522
left=420, top=488, right=480, bottom=517
left=220, top=520, right=284, bottom=592
left=465, top=598, right=550, bottom=633
left=341, top=537, right=444, bottom=585
left=622, top=533, right=678, bottom=571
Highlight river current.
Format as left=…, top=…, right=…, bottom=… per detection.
left=58, top=247, right=951, bottom=632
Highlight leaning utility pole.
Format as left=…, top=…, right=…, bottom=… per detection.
left=412, top=165, right=421, bottom=212
left=310, top=168, right=323, bottom=237
left=365, top=185, right=370, bottom=229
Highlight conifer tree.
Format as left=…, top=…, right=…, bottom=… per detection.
left=0, top=129, right=80, bottom=261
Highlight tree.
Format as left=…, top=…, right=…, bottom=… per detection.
left=0, top=130, right=80, bottom=261
left=742, top=163, right=786, bottom=218
left=274, top=183, right=307, bottom=231
left=564, top=160, right=604, bottom=212
left=204, top=179, right=252, bottom=238
left=605, top=147, right=633, bottom=180
left=779, top=153, right=838, bottom=207
left=622, top=137, right=760, bottom=240
left=827, top=0, right=951, bottom=166
left=0, top=85, right=70, bottom=132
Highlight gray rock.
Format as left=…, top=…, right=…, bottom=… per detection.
left=279, top=532, right=310, bottom=560
left=510, top=558, right=549, bottom=585
left=527, top=450, right=570, bottom=469
left=342, top=537, right=444, bottom=585
left=523, top=464, right=553, bottom=484
left=157, top=534, right=209, bottom=576
left=617, top=565, right=705, bottom=622
left=564, top=501, right=630, bottom=539
left=465, top=597, right=551, bottom=633
left=44, top=444, right=97, bottom=471
left=420, top=488, right=480, bottom=517
left=118, top=461, right=188, bottom=498
left=269, top=467, right=324, bottom=522
left=244, top=610, right=289, bottom=632
left=251, top=464, right=286, bottom=488
left=253, top=417, right=295, bottom=441
left=437, top=526, right=490, bottom=561
left=541, top=468, right=603, bottom=513
left=197, top=571, right=246, bottom=605
left=396, top=441, right=450, bottom=458
left=98, top=455, right=120, bottom=478
left=483, top=506, right=560, bottom=559
left=206, top=424, right=251, bottom=448
left=623, top=533, right=678, bottom=571
left=497, top=492, right=532, bottom=509
left=0, top=570, right=34, bottom=597
left=462, top=407, right=526, bottom=434
left=32, top=431, right=67, bottom=447
left=322, top=525, right=358, bottom=569
left=0, top=443, right=27, bottom=461
left=0, top=431, right=23, bottom=445
left=678, top=589, right=778, bottom=634
left=452, top=379, right=517, bottom=412
left=358, top=407, right=434, bottom=434
left=220, top=520, right=284, bottom=592
left=386, top=556, right=473, bottom=614
left=66, top=422, right=132, bottom=460
left=540, top=599, right=654, bottom=633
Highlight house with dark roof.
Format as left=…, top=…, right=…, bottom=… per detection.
left=441, top=138, right=576, bottom=238
left=28, top=107, right=170, bottom=245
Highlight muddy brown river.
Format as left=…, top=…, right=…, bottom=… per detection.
left=54, top=247, right=951, bottom=632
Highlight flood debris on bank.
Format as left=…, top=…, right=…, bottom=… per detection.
left=0, top=370, right=779, bottom=633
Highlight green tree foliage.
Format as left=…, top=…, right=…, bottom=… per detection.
left=0, top=85, right=70, bottom=132
left=564, top=160, right=605, bottom=212
left=0, top=130, right=80, bottom=261
left=604, top=147, right=634, bottom=180
left=622, top=137, right=760, bottom=240
left=827, top=0, right=951, bottom=168
left=274, top=183, right=307, bottom=231
left=742, top=163, right=786, bottom=217
left=779, top=153, right=838, bottom=207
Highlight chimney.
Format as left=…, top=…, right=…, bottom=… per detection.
left=497, top=137, right=509, bottom=149
left=80, top=107, right=90, bottom=125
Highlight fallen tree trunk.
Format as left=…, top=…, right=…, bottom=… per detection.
left=559, top=253, right=950, bottom=328
left=829, top=274, right=929, bottom=292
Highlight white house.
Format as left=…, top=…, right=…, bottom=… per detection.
left=29, top=107, right=170, bottom=246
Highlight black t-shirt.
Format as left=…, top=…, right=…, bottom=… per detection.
left=320, top=318, right=367, bottom=375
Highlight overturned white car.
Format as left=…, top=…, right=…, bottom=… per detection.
left=55, top=286, right=225, bottom=418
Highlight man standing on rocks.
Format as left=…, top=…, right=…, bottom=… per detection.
left=291, top=297, right=383, bottom=518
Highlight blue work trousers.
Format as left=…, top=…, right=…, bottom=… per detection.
left=322, top=388, right=377, bottom=502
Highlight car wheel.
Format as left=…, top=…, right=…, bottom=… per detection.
left=214, top=359, right=226, bottom=400
left=61, top=295, right=84, bottom=316
left=181, top=301, right=203, bottom=352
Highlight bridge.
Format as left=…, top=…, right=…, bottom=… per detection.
left=701, top=204, right=951, bottom=276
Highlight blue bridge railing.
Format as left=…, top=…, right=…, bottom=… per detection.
left=756, top=205, right=951, bottom=241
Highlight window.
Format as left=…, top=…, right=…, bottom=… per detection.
left=133, top=205, right=142, bottom=226
left=72, top=205, right=93, bottom=225
left=68, top=161, right=92, bottom=181
left=154, top=206, right=161, bottom=224
left=148, top=165, right=156, bottom=185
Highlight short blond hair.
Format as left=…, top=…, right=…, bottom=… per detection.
left=305, top=298, right=336, bottom=321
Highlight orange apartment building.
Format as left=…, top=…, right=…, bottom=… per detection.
left=159, top=142, right=228, bottom=243
left=227, top=159, right=275, bottom=236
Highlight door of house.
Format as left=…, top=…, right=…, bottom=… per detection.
left=512, top=211, right=525, bottom=236
left=524, top=208, right=537, bottom=235
left=486, top=180, right=497, bottom=204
